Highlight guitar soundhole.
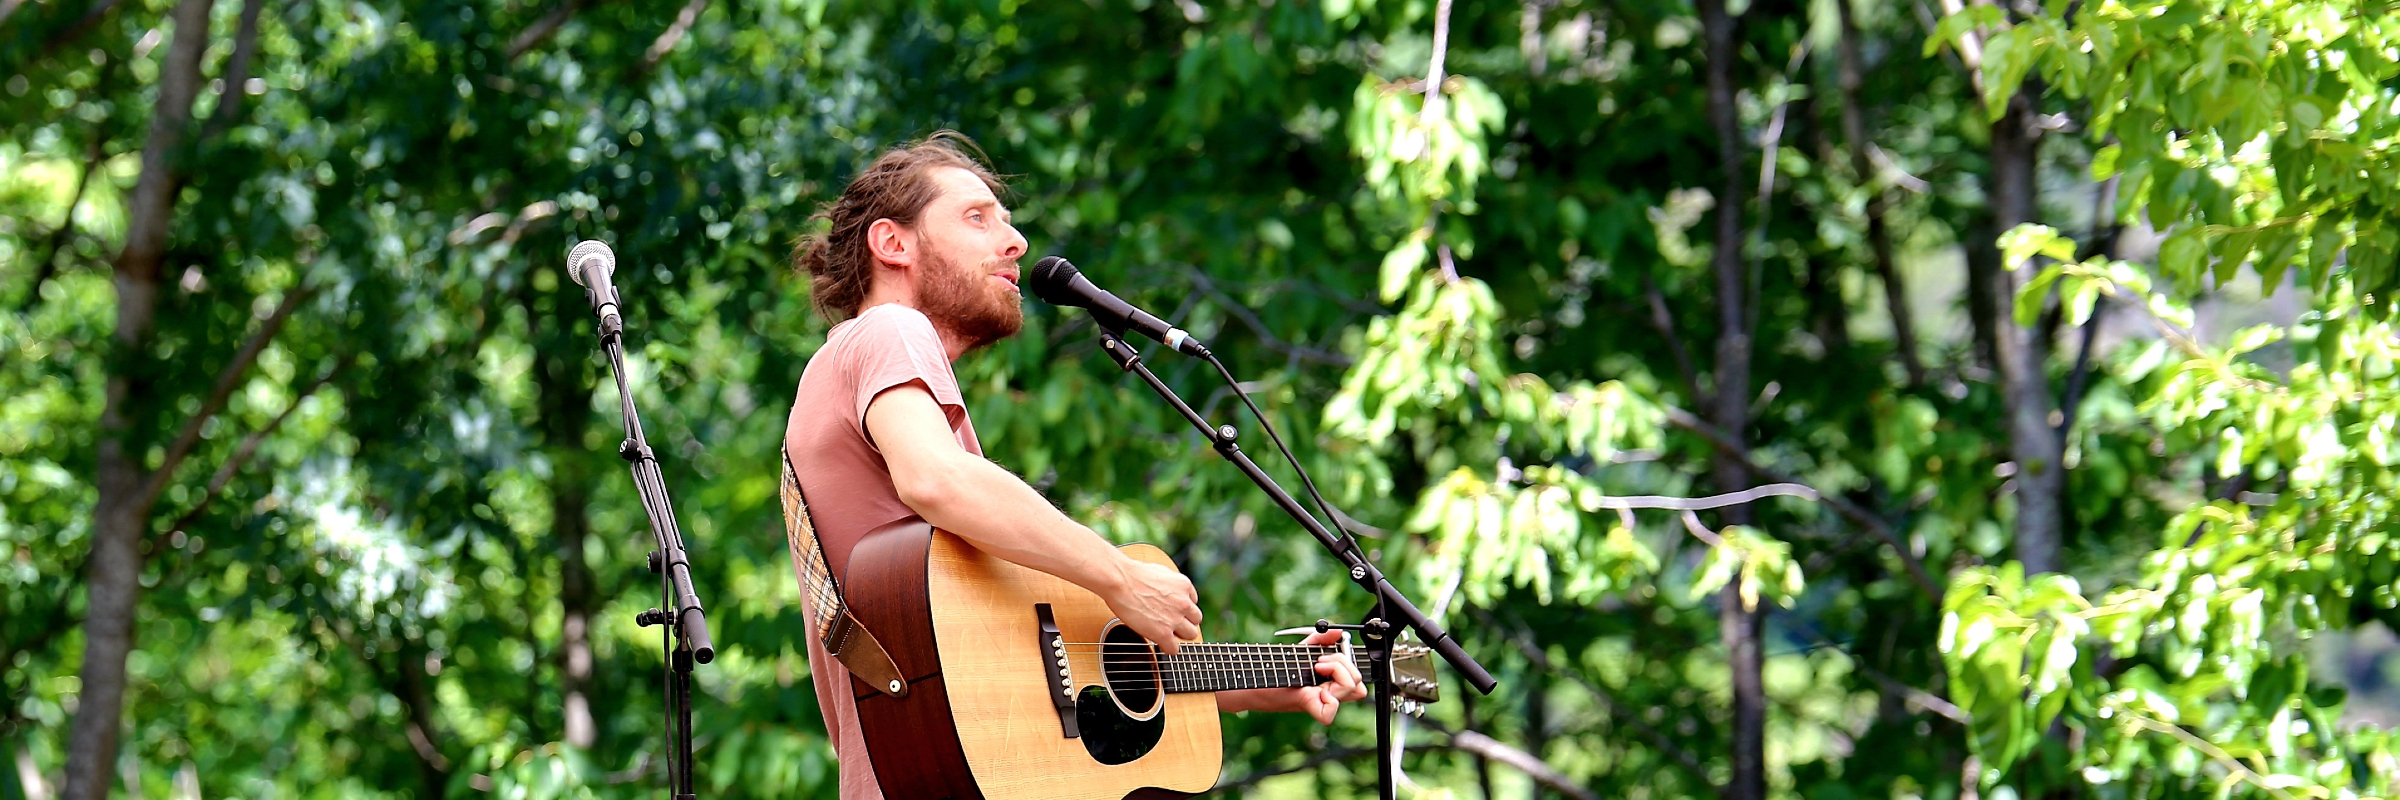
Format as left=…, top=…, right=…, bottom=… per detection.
left=1077, top=622, right=1166, bottom=765
left=1075, top=685, right=1164, bottom=765
left=1099, top=622, right=1162, bottom=717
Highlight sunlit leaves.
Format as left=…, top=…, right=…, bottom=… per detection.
left=1946, top=267, right=2400, bottom=794
left=1685, top=526, right=1802, bottom=613
left=1347, top=75, right=1506, bottom=213
left=1940, top=564, right=2102, bottom=781
left=1938, top=0, right=2400, bottom=304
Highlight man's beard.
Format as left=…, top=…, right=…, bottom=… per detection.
left=917, top=250, right=1024, bottom=351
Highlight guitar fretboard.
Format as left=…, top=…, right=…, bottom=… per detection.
left=1155, top=643, right=1342, bottom=694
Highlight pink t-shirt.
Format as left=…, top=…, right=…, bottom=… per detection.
left=784, top=303, right=980, bottom=800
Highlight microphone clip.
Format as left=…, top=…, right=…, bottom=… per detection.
left=1095, top=327, right=1143, bottom=373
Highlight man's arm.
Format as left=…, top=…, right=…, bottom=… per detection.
left=865, top=381, right=1206, bottom=653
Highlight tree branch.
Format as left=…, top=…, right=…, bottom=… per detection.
left=2056, top=299, right=2106, bottom=448
left=1680, top=509, right=1727, bottom=546
left=0, top=560, right=86, bottom=728
left=1785, top=620, right=1969, bottom=723
left=1662, top=406, right=1944, bottom=602
left=1642, top=274, right=1705, bottom=403
left=161, top=357, right=346, bottom=537
left=636, top=0, right=707, bottom=74
left=507, top=0, right=592, bottom=63
left=2057, top=173, right=2120, bottom=447
left=1209, top=746, right=1373, bottom=794
left=200, top=0, right=269, bottom=141
left=1746, top=44, right=1810, bottom=347
left=1479, top=609, right=1721, bottom=792
left=21, top=125, right=109, bottom=313
left=29, top=0, right=124, bottom=69
left=137, top=285, right=315, bottom=509
left=316, top=603, right=453, bottom=785
left=1838, top=0, right=1927, bottom=385
left=1934, top=0, right=1989, bottom=91
left=1176, top=263, right=1355, bottom=367
left=1417, top=719, right=1603, bottom=800
left=1208, top=725, right=1600, bottom=800
left=1418, top=0, right=1453, bottom=127
left=1591, top=482, right=1822, bottom=512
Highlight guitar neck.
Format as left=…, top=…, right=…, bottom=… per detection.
left=1155, top=643, right=1340, bottom=694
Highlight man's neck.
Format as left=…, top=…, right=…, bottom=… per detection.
left=857, top=297, right=971, bottom=362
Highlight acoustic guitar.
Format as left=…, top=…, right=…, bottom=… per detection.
left=833, top=520, right=1440, bottom=800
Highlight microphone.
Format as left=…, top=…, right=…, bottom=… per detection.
left=566, top=240, right=619, bottom=322
left=1027, top=256, right=1210, bottom=357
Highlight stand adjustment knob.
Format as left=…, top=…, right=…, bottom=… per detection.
left=637, top=608, right=667, bottom=627
left=648, top=550, right=662, bottom=574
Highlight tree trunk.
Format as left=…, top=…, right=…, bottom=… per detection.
left=1462, top=684, right=1495, bottom=800
left=1696, top=0, right=1766, bottom=797
left=1835, top=0, right=1925, bottom=386
left=1793, top=96, right=1852, bottom=356
left=1989, top=88, right=2063, bottom=575
left=1720, top=589, right=1766, bottom=799
left=59, top=0, right=213, bottom=796
left=1964, top=216, right=2003, bottom=372
left=396, top=642, right=452, bottom=799
left=553, top=465, right=597, bottom=749
left=1524, top=671, right=1550, bottom=800
left=528, top=283, right=598, bottom=749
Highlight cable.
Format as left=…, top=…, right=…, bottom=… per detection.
left=1203, top=353, right=1366, bottom=553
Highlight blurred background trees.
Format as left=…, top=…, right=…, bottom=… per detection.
left=5, top=0, right=2399, bottom=797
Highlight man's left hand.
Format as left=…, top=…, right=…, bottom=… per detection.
left=1214, top=629, right=1370, bottom=725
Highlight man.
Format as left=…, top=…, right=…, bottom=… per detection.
left=783, top=132, right=1367, bottom=799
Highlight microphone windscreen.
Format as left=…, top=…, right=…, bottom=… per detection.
left=1027, top=255, right=1082, bottom=305
left=567, top=240, right=616, bottom=288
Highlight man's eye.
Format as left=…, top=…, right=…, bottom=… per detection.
left=969, top=212, right=984, bottom=223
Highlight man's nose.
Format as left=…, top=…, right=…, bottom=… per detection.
left=1000, top=224, right=1027, bottom=260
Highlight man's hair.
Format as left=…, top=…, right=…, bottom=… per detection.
left=792, top=131, right=1008, bottom=321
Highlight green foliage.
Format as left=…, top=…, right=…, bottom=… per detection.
left=9, top=0, right=2400, bottom=797
left=1937, top=0, right=2400, bottom=303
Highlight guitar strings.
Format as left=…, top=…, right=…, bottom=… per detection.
left=1039, top=643, right=1352, bottom=686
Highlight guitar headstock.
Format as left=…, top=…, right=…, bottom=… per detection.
left=1389, top=643, right=1440, bottom=712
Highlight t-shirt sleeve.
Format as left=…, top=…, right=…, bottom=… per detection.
left=844, top=306, right=968, bottom=447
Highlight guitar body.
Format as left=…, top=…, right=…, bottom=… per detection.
left=842, top=520, right=1221, bottom=800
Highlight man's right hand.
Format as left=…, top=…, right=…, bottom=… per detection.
left=1104, top=557, right=1204, bottom=655
left=868, top=383, right=1208, bottom=653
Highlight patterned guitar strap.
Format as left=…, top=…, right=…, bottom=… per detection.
left=779, top=447, right=910, bottom=697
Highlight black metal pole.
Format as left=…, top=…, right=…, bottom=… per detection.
left=1090, top=330, right=1494, bottom=693
left=1091, top=328, right=1493, bottom=800
left=588, top=277, right=713, bottom=800
left=1369, top=604, right=1396, bottom=800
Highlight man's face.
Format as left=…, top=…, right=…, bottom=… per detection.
left=910, top=166, right=1028, bottom=349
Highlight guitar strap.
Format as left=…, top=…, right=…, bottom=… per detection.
left=779, top=447, right=909, bottom=698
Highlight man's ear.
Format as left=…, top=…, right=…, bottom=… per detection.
left=866, top=218, right=917, bottom=271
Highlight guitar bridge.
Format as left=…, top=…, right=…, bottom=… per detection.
left=1035, top=604, right=1079, bottom=738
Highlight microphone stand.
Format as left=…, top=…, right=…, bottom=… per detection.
left=585, top=280, right=715, bottom=800
left=1089, top=326, right=1495, bottom=800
